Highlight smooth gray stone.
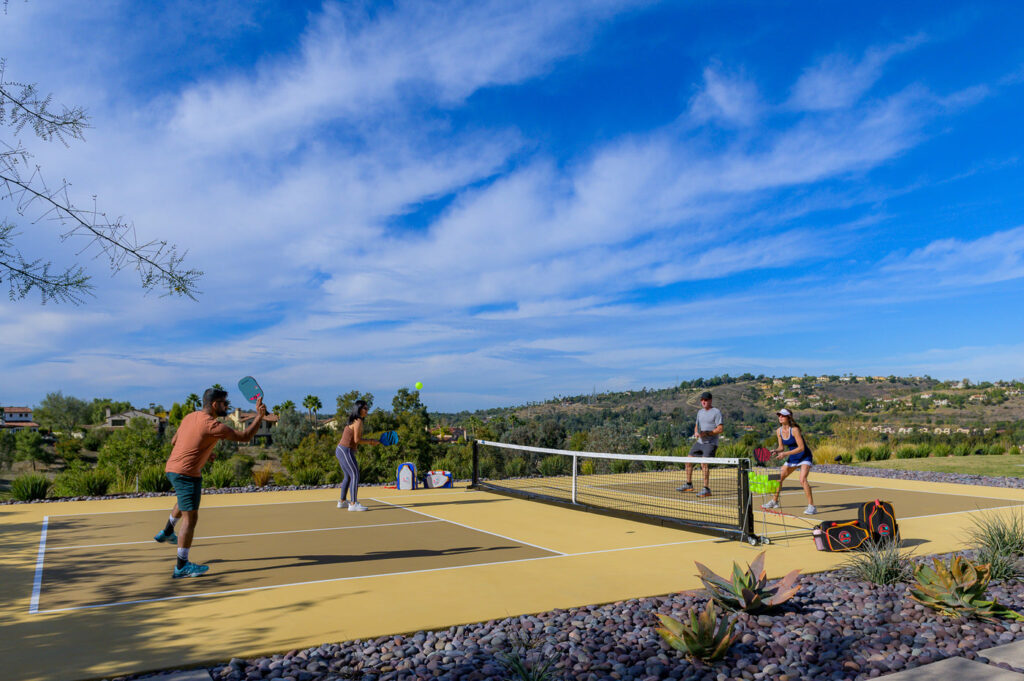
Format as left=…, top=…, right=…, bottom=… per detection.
left=980, top=640, right=1024, bottom=668
left=878, top=657, right=1024, bottom=680
left=145, top=671, right=213, bottom=681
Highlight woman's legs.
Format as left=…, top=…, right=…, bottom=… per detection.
left=335, top=446, right=356, bottom=503
left=799, top=464, right=814, bottom=506
left=772, top=465, right=795, bottom=504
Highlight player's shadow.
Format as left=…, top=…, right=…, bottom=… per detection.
left=204, top=544, right=523, bottom=575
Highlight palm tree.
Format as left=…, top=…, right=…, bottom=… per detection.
left=184, top=393, right=201, bottom=412
left=303, top=395, right=322, bottom=426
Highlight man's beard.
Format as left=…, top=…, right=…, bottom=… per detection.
left=215, top=405, right=229, bottom=417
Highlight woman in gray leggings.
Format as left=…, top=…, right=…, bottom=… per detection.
left=335, top=400, right=380, bottom=511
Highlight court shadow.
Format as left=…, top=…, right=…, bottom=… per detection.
left=204, top=544, right=525, bottom=576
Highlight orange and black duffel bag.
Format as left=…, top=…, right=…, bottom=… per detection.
left=812, top=520, right=871, bottom=552
left=858, top=499, right=899, bottom=543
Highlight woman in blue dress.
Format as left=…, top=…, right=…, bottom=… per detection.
left=762, top=408, right=816, bottom=515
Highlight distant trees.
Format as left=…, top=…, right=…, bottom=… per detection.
left=97, top=417, right=167, bottom=479
left=16, top=429, right=51, bottom=470
left=302, top=395, right=323, bottom=426
left=184, top=393, right=201, bottom=412
left=34, top=391, right=90, bottom=434
left=0, top=429, right=15, bottom=469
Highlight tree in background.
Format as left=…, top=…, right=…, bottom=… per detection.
left=303, top=394, right=323, bottom=426
left=336, top=390, right=374, bottom=420
left=0, top=429, right=15, bottom=469
left=97, top=417, right=166, bottom=480
left=15, top=429, right=50, bottom=470
left=0, top=8, right=200, bottom=304
left=273, top=400, right=296, bottom=415
left=88, top=398, right=132, bottom=425
left=34, top=391, right=91, bottom=435
left=168, top=402, right=185, bottom=426
left=184, top=393, right=201, bottom=412
left=273, top=410, right=313, bottom=450
left=391, top=388, right=432, bottom=474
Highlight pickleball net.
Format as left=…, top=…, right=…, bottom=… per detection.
left=472, top=440, right=758, bottom=543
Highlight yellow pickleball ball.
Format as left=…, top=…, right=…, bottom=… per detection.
left=415, top=381, right=423, bottom=390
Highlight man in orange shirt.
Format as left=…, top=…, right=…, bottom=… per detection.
left=154, top=387, right=267, bottom=578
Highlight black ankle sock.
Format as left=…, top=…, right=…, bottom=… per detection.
left=163, top=520, right=176, bottom=535
left=176, top=556, right=187, bottom=569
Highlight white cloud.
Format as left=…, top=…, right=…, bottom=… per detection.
left=689, top=65, right=762, bottom=126
left=788, top=34, right=926, bottom=111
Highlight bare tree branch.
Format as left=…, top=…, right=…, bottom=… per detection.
left=0, top=39, right=202, bottom=304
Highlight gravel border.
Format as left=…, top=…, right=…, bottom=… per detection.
left=814, top=463, right=1024, bottom=490
left=104, top=550, right=1024, bottom=681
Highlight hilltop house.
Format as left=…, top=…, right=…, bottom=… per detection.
left=0, top=406, right=40, bottom=432
left=226, top=408, right=278, bottom=445
left=101, top=408, right=166, bottom=435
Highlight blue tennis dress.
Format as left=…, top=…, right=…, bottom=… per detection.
left=781, top=429, right=813, bottom=467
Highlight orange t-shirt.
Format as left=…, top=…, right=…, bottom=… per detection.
left=165, top=411, right=238, bottom=477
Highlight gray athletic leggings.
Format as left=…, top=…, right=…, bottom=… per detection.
left=335, top=445, right=359, bottom=503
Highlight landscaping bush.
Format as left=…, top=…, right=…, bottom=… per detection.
left=953, top=444, right=972, bottom=457
left=538, top=454, right=569, bottom=477
left=841, top=538, right=915, bottom=585
left=854, top=446, right=875, bottom=463
left=59, top=467, right=115, bottom=496
left=251, top=467, right=273, bottom=487
left=505, top=456, right=528, bottom=478
left=56, top=438, right=83, bottom=462
left=81, top=428, right=110, bottom=452
left=932, top=443, right=952, bottom=457
left=205, top=460, right=237, bottom=488
left=966, top=508, right=1024, bottom=582
left=139, top=465, right=172, bottom=493
left=11, top=473, right=51, bottom=501
left=293, top=466, right=324, bottom=486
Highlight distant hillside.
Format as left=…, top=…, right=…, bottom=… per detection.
left=437, top=375, right=1024, bottom=451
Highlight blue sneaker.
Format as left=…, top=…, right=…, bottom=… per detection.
left=173, top=561, right=210, bottom=578
left=154, top=531, right=178, bottom=545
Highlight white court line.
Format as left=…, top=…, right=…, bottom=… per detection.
left=46, top=498, right=335, bottom=517
left=47, top=519, right=441, bottom=551
left=31, top=534, right=723, bottom=614
left=367, top=497, right=566, bottom=556
left=28, top=516, right=49, bottom=615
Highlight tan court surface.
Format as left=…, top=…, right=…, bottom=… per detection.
left=2, top=472, right=1023, bottom=681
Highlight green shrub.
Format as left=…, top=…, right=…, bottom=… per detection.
left=226, top=454, right=255, bottom=482
left=986, top=443, right=1007, bottom=456
left=505, top=456, right=528, bottom=477
left=954, top=444, right=972, bottom=457
left=293, top=466, right=324, bottom=485
left=579, top=459, right=596, bottom=475
left=139, top=465, right=172, bottom=493
left=838, top=452, right=853, bottom=464
left=538, top=455, right=568, bottom=477
left=933, top=443, right=952, bottom=457
left=871, top=445, right=891, bottom=461
left=53, top=467, right=114, bottom=497
left=966, top=509, right=1024, bottom=582
left=56, top=438, right=83, bottom=462
left=655, top=600, right=738, bottom=662
left=81, top=428, right=110, bottom=451
left=895, top=444, right=918, bottom=459
left=854, top=446, right=875, bottom=463
left=610, top=458, right=633, bottom=474
left=11, top=474, right=51, bottom=501
left=841, top=538, right=915, bottom=585
left=205, top=460, right=237, bottom=488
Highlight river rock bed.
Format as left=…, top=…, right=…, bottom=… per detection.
left=105, top=550, right=1024, bottom=681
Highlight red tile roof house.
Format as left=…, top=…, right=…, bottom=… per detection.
left=0, top=406, right=40, bottom=432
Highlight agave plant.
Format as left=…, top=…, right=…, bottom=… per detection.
left=655, top=600, right=737, bottom=662
left=694, top=552, right=800, bottom=614
left=909, top=555, right=1024, bottom=622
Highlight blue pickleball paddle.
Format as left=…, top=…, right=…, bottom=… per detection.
left=238, top=376, right=264, bottom=404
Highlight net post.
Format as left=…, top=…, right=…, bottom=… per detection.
left=571, top=454, right=578, bottom=504
left=738, top=457, right=755, bottom=542
left=471, top=440, right=480, bottom=488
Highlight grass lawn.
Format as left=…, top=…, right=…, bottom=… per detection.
left=855, top=454, right=1024, bottom=478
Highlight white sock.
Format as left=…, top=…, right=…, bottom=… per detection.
left=177, top=547, right=189, bottom=562
left=168, top=514, right=180, bottom=527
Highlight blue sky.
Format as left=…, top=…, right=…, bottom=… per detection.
left=2, top=0, right=1024, bottom=413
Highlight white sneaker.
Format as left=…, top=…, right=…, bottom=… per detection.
left=348, top=502, right=367, bottom=512
left=762, top=499, right=779, bottom=509
left=337, top=501, right=348, bottom=509
left=804, top=505, right=817, bottom=515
